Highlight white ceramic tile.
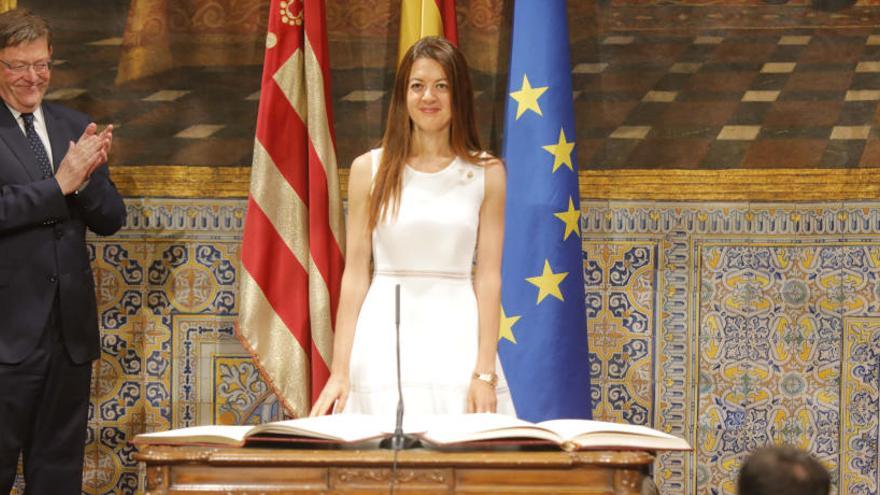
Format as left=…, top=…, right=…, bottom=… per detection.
left=761, top=62, right=796, bottom=73
left=341, top=90, right=385, bottom=102
left=87, top=37, right=123, bottom=46
left=573, top=63, right=609, bottom=74
left=717, top=125, right=761, bottom=141
left=778, top=35, right=811, bottom=45
left=642, top=91, right=678, bottom=102
left=845, top=90, right=880, bottom=101
left=610, top=126, right=651, bottom=139
left=741, top=90, right=780, bottom=102
left=45, top=88, right=86, bottom=100
left=602, top=36, right=635, bottom=45
left=175, top=125, right=225, bottom=139
left=856, top=61, right=880, bottom=73
left=143, top=90, right=191, bottom=102
left=830, top=125, right=871, bottom=140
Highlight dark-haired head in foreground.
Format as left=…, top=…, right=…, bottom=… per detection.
left=738, top=445, right=830, bottom=495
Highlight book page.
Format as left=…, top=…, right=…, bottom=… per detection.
left=252, top=413, right=395, bottom=443
left=563, top=432, right=692, bottom=451
left=419, top=413, right=562, bottom=445
left=539, top=419, right=681, bottom=442
left=134, top=425, right=253, bottom=446
left=539, top=419, right=690, bottom=450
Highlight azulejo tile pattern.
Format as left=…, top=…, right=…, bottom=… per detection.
left=214, top=355, right=283, bottom=426
left=583, top=202, right=880, bottom=495
left=11, top=198, right=880, bottom=494
left=840, top=317, right=880, bottom=495
left=584, top=241, right=659, bottom=426
left=696, top=244, right=868, bottom=493
left=80, top=199, right=283, bottom=495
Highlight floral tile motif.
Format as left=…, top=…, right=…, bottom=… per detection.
left=84, top=243, right=154, bottom=495
left=11, top=198, right=880, bottom=495
left=147, top=243, right=239, bottom=316
left=583, top=203, right=880, bottom=495
left=78, top=199, right=274, bottom=494
left=214, top=356, right=283, bottom=425
left=695, top=244, right=880, bottom=494
left=172, top=314, right=282, bottom=427
left=840, top=317, right=880, bottom=495
left=584, top=241, right=659, bottom=425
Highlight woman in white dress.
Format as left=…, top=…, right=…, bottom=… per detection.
left=310, top=36, right=515, bottom=417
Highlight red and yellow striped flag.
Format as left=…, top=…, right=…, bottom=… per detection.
left=398, top=0, right=458, bottom=61
left=238, top=0, right=345, bottom=417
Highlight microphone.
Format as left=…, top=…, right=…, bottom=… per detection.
left=380, top=283, right=419, bottom=450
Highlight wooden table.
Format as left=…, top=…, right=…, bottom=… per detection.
left=136, top=445, right=655, bottom=494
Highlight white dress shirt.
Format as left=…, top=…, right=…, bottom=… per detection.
left=6, top=103, right=54, bottom=169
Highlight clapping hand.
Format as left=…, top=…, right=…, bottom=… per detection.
left=54, top=123, right=112, bottom=195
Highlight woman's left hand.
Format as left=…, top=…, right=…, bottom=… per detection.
left=467, top=379, right=497, bottom=413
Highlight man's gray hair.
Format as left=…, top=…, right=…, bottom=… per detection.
left=0, top=9, right=51, bottom=50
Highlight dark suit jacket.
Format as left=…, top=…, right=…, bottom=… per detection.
left=0, top=102, right=125, bottom=364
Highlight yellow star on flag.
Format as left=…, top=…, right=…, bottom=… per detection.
left=542, top=128, right=575, bottom=173
left=499, top=306, right=521, bottom=344
left=526, top=259, right=568, bottom=304
left=554, top=197, right=581, bottom=240
left=509, top=74, right=548, bottom=120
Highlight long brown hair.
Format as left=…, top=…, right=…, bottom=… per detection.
left=368, top=36, right=482, bottom=230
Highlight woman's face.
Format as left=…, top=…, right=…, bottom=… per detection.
left=406, top=57, right=452, bottom=134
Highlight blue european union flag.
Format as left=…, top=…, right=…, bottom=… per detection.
left=498, top=0, right=592, bottom=422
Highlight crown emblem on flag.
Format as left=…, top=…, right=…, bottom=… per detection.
left=280, top=0, right=304, bottom=26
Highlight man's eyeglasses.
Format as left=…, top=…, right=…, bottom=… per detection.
left=0, top=59, right=52, bottom=74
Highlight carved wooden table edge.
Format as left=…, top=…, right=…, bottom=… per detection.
left=136, top=446, right=656, bottom=494
left=135, top=445, right=655, bottom=467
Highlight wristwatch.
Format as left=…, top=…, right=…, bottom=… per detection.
left=472, top=372, right=498, bottom=387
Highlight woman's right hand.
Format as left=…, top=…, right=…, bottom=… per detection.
left=309, top=373, right=350, bottom=416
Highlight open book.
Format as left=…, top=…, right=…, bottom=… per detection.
left=133, top=413, right=691, bottom=452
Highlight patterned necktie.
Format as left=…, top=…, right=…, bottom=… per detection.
left=21, top=113, right=53, bottom=178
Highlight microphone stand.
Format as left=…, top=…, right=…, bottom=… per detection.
left=380, top=283, right=420, bottom=450
left=380, top=284, right=419, bottom=495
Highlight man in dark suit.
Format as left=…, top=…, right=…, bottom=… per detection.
left=0, top=9, right=125, bottom=493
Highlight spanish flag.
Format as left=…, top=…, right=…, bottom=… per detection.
left=398, top=0, right=458, bottom=61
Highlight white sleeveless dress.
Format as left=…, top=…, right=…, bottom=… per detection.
left=345, top=149, right=516, bottom=417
